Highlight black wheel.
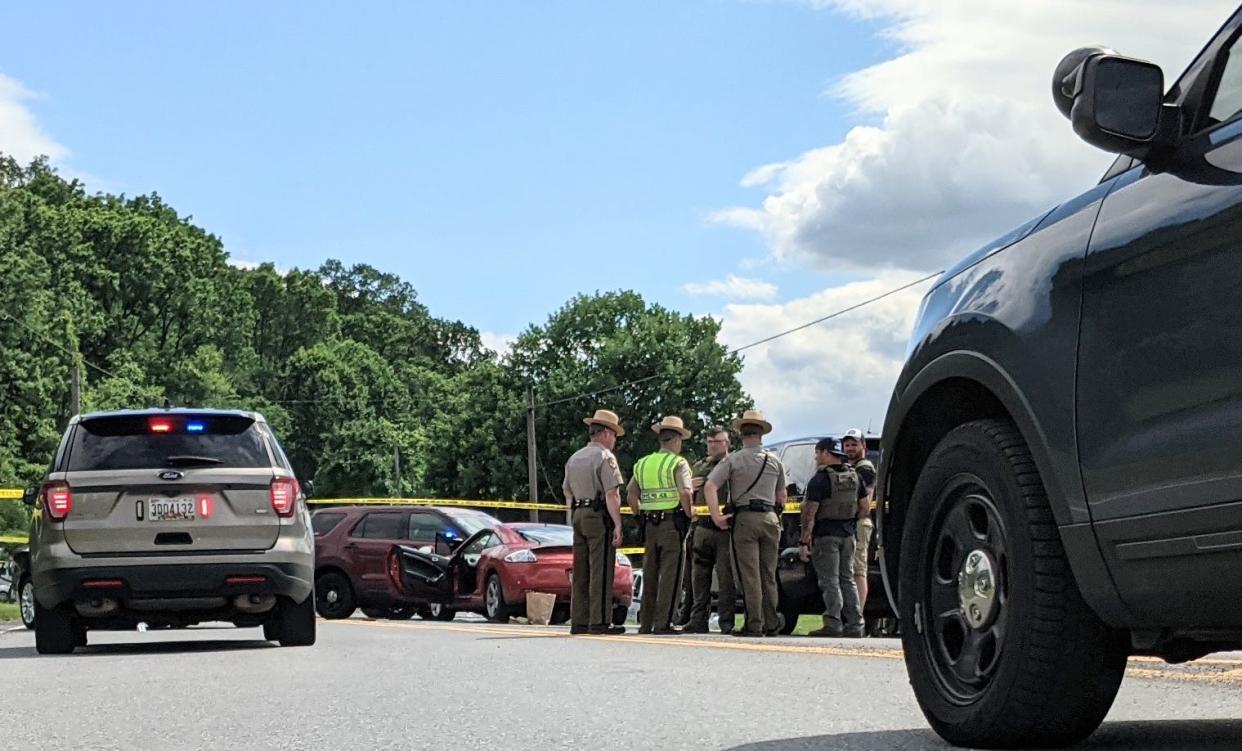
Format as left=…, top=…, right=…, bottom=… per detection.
left=777, top=598, right=799, bottom=635
left=262, top=619, right=279, bottom=642
left=612, top=604, right=628, bottom=627
left=484, top=574, right=510, bottom=623
left=551, top=605, right=571, bottom=625
left=34, top=599, right=76, bottom=655
left=73, top=623, right=88, bottom=648
left=428, top=602, right=456, bottom=621
left=19, top=576, right=35, bottom=630
left=360, top=607, right=389, bottom=619
left=277, top=595, right=317, bottom=647
left=361, top=605, right=416, bottom=620
left=900, top=419, right=1127, bottom=749
left=314, top=571, right=356, bottom=620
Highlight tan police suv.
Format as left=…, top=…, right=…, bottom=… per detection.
left=22, top=408, right=315, bottom=654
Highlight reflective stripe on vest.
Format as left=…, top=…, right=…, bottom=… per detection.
left=635, top=451, right=685, bottom=511
left=814, top=467, right=860, bottom=521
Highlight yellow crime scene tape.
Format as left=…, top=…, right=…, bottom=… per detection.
left=0, top=488, right=23, bottom=500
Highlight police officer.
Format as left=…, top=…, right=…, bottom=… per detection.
left=627, top=416, right=694, bottom=634
left=704, top=410, right=787, bottom=638
left=563, top=409, right=627, bottom=636
left=799, top=438, right=868, bottom=637
left=683, top=425, right=736, bottom=635
left=842, top=428, right=878, bottom=613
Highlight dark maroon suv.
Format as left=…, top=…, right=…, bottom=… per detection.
left=311, top=505, right=500, bottom=620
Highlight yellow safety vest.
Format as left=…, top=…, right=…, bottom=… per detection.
left=634, top=451, right=687, bottom=511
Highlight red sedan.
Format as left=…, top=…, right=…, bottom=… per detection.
left=390, top=523, right=633, bottom=626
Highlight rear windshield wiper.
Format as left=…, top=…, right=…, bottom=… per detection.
left=164, top=455, right=224, bottom=467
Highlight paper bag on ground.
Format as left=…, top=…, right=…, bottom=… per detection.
left=525, top=592, right=556, bottom=625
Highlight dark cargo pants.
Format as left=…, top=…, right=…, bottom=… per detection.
left=571, top=508, right=616, bottom=629
left=730, top=509, right=781, bottom=634
left=639, top=517, right=683, bottom=632
left=688, top=523, right=736, bottom=631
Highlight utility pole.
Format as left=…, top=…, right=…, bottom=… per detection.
left=526, top=386, right=539, bottom=522
left=393, top=445, right=401, bottom=498
left=70, top=361, right=82, bottom=417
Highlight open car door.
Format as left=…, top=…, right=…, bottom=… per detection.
left=389, top=543, right=454, bottom=603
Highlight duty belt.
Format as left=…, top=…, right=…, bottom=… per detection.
left=572, top=496, right=604, bottom=511
left=734, top=499, right=776, bottom=513
left=643, top=510, right=671, bottom=524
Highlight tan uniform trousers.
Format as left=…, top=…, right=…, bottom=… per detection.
left=571, top=507, right=616, bottom=629
left=730, top=508, right=782, bottom=634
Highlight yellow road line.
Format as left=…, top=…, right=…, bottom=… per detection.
left=325, top=619, right=1242, bottom=685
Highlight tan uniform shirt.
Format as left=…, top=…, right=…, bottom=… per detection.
left=625, top=449, right=693, bottom=496
left=562, top=442, right=624, bottom=501
left=692, top=456, right=730, bottom=506
left=707, top=445, right=786, bottom=506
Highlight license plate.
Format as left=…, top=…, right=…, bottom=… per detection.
left=149, top=498, right=196, bottom=522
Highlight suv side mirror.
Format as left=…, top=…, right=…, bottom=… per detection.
left=301, top=479, right=315, bottom=499
left=21, top=485, right=38, bottom=507
left=1053, top=47, right=1171, bottom=158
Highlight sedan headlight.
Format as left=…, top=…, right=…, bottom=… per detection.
left=504, top=549, right=537, bottom=563
left=616, top=552, right=631, bottom=567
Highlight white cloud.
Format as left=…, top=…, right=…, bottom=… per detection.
left=682, top=274, right=778, bottom=300
left=480, top=331, right=516, bottom=356
left=718, top=270, right=932, bottom=439
left=0, top=74, right=70, bottom=166
left=714, top=1, right=1236, bottom=272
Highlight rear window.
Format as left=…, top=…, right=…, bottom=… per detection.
left=312, top=512, right=346, bottom=536
left=448, top=511, right=500, bottom=536
left=516, top=526, right=574, bottom=545
left=66, top=414, right=271, bottom=471
left=357, top=512, right=404, bottom=539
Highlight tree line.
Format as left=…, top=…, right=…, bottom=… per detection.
left=0, top=155, right=750, bottom=533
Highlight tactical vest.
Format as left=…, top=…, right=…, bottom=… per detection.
left=634, top=451, right=688, bottom=511
left=814, top=466, right=860, bottom=521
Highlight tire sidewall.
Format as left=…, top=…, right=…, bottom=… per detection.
left=315, top=572, right=355, bottom=620
left=485, top=575, right=505, bottom=621
left=899, top=424, right=1039, bottom=730
left=19, top=577, right=35, bottom=630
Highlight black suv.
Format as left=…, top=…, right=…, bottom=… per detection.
left=879, top=9, right=1242, bottom=749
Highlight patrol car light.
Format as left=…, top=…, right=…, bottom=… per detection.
left=186, top=421, right=206, bottom=433
left=504, top=549, right=537, bottom=564
left=149, top=419, right=173, bottom=433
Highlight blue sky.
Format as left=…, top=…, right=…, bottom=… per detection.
left=1, top=1, right=887, bottom=337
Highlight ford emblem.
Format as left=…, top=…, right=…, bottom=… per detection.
left=158, top=470, right=183, bottom=481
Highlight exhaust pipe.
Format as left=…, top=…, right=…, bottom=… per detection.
left=233, top=594, right=277, bottom=614
left=75, top=597, right=119, bottom=616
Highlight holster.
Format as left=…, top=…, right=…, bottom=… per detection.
left=674, top=509, right=689, bottom=538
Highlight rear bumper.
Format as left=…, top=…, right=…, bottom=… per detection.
left=34, top=559, right=313, bottom=610
left=502, top=565, right=633, bottom=607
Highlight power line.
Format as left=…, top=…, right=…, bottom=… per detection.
left=530, top=271, right=942, bottom=410
left=0, top=310, right=120, bottom=381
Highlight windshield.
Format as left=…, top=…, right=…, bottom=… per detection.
left=451, top=511, right=501, bottom=536
left=515, top=526, right=574, bottom=545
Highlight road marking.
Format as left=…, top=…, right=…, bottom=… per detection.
left=326, top=619, right=1242, bottom=685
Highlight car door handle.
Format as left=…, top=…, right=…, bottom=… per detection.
left=344, top=542, right=358, bottom=550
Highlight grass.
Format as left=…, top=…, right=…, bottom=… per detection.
left=793, top=614, right=825, bottom=635
left=0, top=601, right=20, bottom=623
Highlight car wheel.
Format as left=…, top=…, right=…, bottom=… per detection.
left=19, top=576, right=35, bottom=630
left=611, top=604, right=628, bottom=627
left=262, top=619, right=279, bottom=642
left=361, top=605, right=416, bottom=620
left=34, top=599, right=76, bottom=655
left=428, top=602, right=456, bottom=621
left=314, top=572, right=356, bottom=620
left=551, top=605, right=571, bottom=625
left=360, top=607, right=389, bottom=619
left=484, top=574, right=510, bottom=623
left=277, top=595, right=317, bottom=647
left=900, top=419, right=1128, bottom=749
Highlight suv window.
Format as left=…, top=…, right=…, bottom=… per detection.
left=66, top=414, right=271, bottom=471
left=1205, top=34, right=1242, bottom=126
left=358, top=512, right=403, bottom=539
left=781, top=443, right=817, bottom=495
left=408, top=512, right=444, bottom=544
left=311, top=512, right=346, bottom=537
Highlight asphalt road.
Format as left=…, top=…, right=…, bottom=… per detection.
left=2, top=618, right=1239, bottom=751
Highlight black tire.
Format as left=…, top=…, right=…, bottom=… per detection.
left=34, top=599, right=76, bottom=655
left=551, top=605, right=571, bottom=625
left=360, top=607, right=389, bottom=619
left=314, top=571, right=356, bottom=620
left=361, top=605, right=416, bottom=620
left=612, top=604, right=628, bottom=627
left=778, top=599, right=799, bottom=635
left=428, top=603, right=456, bottom=621
left=277, top=595, right=317, bottom=647
left=262, top=619, right=279, bottom=642
left=19, top=576, right=35, bottom=630
left=899, top=419, right=1127, bottom=749
left=484, top=574, right=510, bottom=623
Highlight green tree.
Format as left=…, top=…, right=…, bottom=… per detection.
left=508, top=291, right=751, bottom=497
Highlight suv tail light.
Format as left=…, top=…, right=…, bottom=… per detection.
left=388, top=548, right=405, bottom=594
left=270, top=478, right=299, bottom=518
left=41, top=482, right=73, bottom=521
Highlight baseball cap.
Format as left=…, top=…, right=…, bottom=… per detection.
left=815, top=437, right=848, bottom=457
left=843, top=428, right=865, bottom=441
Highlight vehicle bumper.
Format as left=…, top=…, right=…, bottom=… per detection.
left=34, top=558, right=313, bottom=610
left=501, top=566, right=634, bottom=607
